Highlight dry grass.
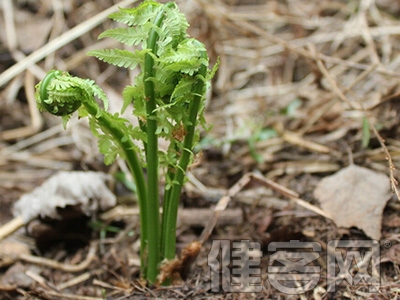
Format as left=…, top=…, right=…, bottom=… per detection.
left=2, top=0, right=400, bottom=299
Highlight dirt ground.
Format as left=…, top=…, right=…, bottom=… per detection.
left=2, top=0, right=400, bottom=299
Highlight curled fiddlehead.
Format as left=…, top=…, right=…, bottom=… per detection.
left=36, top=70, right=112, bottom=130
left=35, top=70, right=147, bottom=233
left=37, top=70, right=84, bottom=116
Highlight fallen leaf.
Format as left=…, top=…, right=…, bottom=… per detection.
left=13, top=171, right=116, bottom=223
left=314, top=164, right=391, bottom=240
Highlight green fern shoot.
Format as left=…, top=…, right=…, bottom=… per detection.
left=35, top=0, right=217, bottom=284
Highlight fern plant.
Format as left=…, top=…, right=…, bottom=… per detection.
left=35, top=0, right=217, bottom=284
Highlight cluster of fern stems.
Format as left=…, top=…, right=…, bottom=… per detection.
left=35, top=0, right=216, bottom=284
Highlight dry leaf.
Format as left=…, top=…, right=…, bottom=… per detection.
left=13, top=171, right=116, bottom=223
left=314, top=165, right=391, bottom=240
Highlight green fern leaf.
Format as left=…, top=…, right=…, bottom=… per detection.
left=170, top=76, right=196, bottom=100
left=88, top=48, right=148, bottom=69
left=155, top=4, right=188, bottom=55
left=121, top=85, right=146, bottom=117
left=98, top=135, right=119, bottom=165
left=129, top=124, right=147, bottom=142
left=108, top=0, right=160, bottom=26
left=159, top=39, right=208, bottom=75
left=61, top=115, right=71, bottom=129
left=99, top=27, right=148, bottom=47
left=122, top=85, right=136, bottom=113
left=207, top=58, right=220, bottom=81
left=89, top=82, right=109, bottom=110
left=145, top=75, right=176, bottom=99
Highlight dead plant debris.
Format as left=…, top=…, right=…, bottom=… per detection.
left=314, top=164, right=392, bottom=240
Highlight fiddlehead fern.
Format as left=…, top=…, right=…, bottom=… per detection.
left=35, top=71, right=148, bottom=258
left=36, top=0, right=217, bottom=285
left=37, top=70, right=83, bottom=117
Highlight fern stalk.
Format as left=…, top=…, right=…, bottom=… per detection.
left=81, top=103, right=147, bottom=223
left=161, top=55, right=208, bottom=262
left=36, top=74, right=148, bottom=278
left=142, top=2, right=175, bottom=283
left=82, top=101, right=150, bottom=278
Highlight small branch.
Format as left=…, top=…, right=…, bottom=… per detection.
left=370, top=124, right=400, bottom=200
left=0, top=0, right=139, bottom=87
left=0, top=216, right=25, bottom=241
left=199, top=172, right=332, bottom=244
left=19, top=242, right=98, bottom=273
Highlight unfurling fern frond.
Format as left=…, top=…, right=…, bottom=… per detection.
left=108, top=0, right=160, bottom=26
left=88, top=48, right=148, bottom=69
left=36, top=71, right=101, bottom=119
left=156, top=4, right=188, bottom=54
left=159, top=39, right=208, bottom=75
left=170, top=76, right=196, bottom=101
left=98, top=27, right=148, bottom=47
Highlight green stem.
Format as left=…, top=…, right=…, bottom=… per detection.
left=160, top=143, right=177, bottom=256
left=161, top=58, right=207, bottom=262
left=142, top=2, right=175, bottom=283
left=81, top=101, right=148, bottom=276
